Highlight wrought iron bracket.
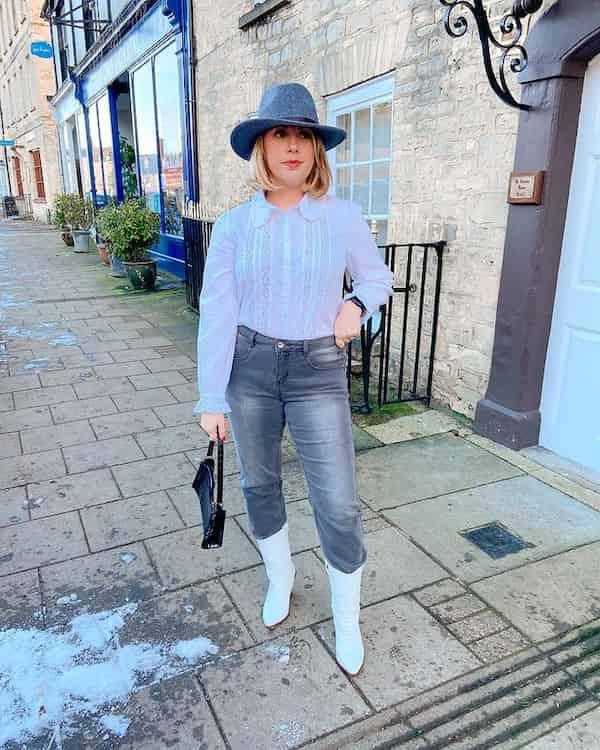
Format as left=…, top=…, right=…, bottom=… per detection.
left=439, top=0, right=543, bottom=111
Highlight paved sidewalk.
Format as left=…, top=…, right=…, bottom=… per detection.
left=2, top=222, right=600, bottom=749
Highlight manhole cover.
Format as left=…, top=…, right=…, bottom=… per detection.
left=460, top=521, right=535, bottom=559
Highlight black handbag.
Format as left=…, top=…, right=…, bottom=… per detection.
left=192, top=425, right=226, bottom=549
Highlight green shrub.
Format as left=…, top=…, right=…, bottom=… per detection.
left=55, top=193, right=93, bottom=231
left=95, top=198, right=160, bottom=262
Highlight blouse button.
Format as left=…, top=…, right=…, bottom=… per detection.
left=276, top=341, right=285, bottom=349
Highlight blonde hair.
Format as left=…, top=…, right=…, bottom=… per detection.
left=247, top=127, right=332, bottom=198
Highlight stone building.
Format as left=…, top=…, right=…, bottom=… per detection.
left=193, top=0, right=600, bottom=475
left=0, top=0, right=61, bottom=222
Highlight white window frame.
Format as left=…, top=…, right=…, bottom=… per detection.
left=326, top=72, right=395, bottom=226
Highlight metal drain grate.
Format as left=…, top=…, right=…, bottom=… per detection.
left=461, top=521, right=535, bottom=559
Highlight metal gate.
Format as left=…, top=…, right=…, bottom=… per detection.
left=183, top=214, right=445, bottom=411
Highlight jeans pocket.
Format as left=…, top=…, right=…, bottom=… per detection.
left=233, top=333, right=253, bottom=363
left=305, top=343, right=346, bottom=370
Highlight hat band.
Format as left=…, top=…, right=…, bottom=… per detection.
left=257, top=114, right=318, bottom=124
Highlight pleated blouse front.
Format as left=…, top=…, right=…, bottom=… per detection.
left=194, top=188, right=395, bottom=414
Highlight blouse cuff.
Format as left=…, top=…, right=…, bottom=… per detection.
left=192, top=396, right=232, bottom=415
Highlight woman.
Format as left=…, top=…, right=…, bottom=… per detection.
left=194, top=82, right=394, bottom=676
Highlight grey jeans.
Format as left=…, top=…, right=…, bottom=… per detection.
left=225, top=324, right=367, bottom=574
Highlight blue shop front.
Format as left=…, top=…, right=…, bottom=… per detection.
left=44, top=0, right=196, bottom=278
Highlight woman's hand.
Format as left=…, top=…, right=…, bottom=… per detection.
left=199, top=412, right=227, bottom=442
left=334, top=301, right=363, bottom=348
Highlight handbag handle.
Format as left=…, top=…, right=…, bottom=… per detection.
left=206, top=425, right=224, bottom=509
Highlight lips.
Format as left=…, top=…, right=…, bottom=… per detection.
left=283, top=161, right=301, bottom=167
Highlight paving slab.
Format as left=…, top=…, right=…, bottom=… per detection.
left=61, top=673, right=227, bottom=749
left=363, top=409, right=463, bottom=444
left=143, top=355, right=195, bottom=372
left=0, top=373, right=40, bottom=393
left=200, top=628, right=370, bottom=750
left=92, top=361, right=150, bottom=379
left=356, top=433, right=522, bottom=510
left=167, top=474, right=248, bottom=525
left=0, top=486, right=28, bottom=526
left=0, top=511, right=88, bottom=574
left=222, top=549, right=331, bottom=641
left=111, top=452, right=195, bottom=496
left=112, top=387, right=178, bottom=411
left=63, top=435, right=144, bottom=473
left=41, top=542, right=162, bottom=626
left=80, top=491, right=184, bottom=551
left=472, top=541, right=600, bottom=641
left=316, top=594, right=481, bottom=710
left=109, top=347, right=163, bottom=362
left=237, top=497, right=321, bottom=553
left=167, top=382, right=200, bottom=403
left=135, top=422, right=206, bottom=458
left=117, top=578, right=254, bottom=657
left=146, top=520, right=261, bottom=588
left=73, top=376, right=137, bottom=399
left=469, top=627, right=531, bottom=663
left=13, top=384, right=77, bottom=409
left=387, top=474, right=600, bottom=582
left=0, top=448, right=65, bottom=490
left=0, top=431, right=20, bottom=458
left=21, top=419, right=95, bottom=454
left=0, top=392, right=14, bottom=411
left=129, top=371, right=188, bottom=390
left=0, top=568, right=42, bottom=629
left=51, top=395, right=118, bottom=423
left=27, top=467, right=121, bottom=518
left=413, top=578, right=467, bottom=607
left=523, top=706, right=600, bottom=748
left=152, top=401, right=197, bottom=426
left=0, top=405, right=52, bottom=433
left=89, top=409, right=163, bottom=439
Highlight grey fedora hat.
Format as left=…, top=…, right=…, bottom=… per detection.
left=230, top=82, right=347, bottom=161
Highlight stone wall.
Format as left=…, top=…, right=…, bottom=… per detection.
left=192, top=0, right=555, bottom=418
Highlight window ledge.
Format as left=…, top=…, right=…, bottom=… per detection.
left=239, top=0, right=291, bottom=30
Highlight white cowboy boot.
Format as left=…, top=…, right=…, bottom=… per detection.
left=255, top=522, right=296, bottom=628
left=325, top=559, right=365, bottom=676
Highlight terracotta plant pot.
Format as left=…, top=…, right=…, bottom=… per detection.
left=96, top=242, right=110, bottom=266
left=61, top=231, right=74, bottom=247
left=123, top=259, right=157, bottom=290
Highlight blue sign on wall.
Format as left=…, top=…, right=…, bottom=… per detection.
left=31, top=41, right=53, bottom=58
left=0, top=140, right=16, bottom=147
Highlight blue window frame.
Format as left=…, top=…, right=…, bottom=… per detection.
left=131, top=41, right=184, bottom=237
left=88, top=92, right=117, bottom=205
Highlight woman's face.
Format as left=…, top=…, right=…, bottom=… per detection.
left=262, top=125, right=316, bottom=189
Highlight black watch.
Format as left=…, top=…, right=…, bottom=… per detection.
left=348, top=296, right=367, bottom=314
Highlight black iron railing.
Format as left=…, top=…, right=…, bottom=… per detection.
left=0, top=194, right=33, bottom=220
left=183, top=215, right=445, bottom=411
left=344, top=242, right=445, bottom=412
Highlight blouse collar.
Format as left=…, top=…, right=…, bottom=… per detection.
left=250, top=189, right=324, bottom=227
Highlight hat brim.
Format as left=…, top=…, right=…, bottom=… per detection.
left=230, top=118, right=346, bottom=161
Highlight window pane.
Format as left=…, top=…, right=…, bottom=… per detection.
left=88, top=104, right=105, bottom=200
left=154, top=45, right=184, bottom=236
left=335, top=112, right=351, bottom=163
left=353, top=164, right=369, bottom=213
left=97, top=94, right=116, bottom=199
left=132, top=62, right=161, bottom=215
left=354, top=107, right=370, bottom=162
left=76, top=110, right=91, bottom=195
left=373, top=101, right=392, bottom=160
left=372, top=161, right=390, bottom=215
left=336, top=166, right=351, bottom=200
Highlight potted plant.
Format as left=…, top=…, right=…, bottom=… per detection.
left=96, top=198, right=160, bottom=288
left=62, top=194, right=94, bottom=252
left=52, top=194, right=74, bottom=246
left=92, top=199, right=113, bottom=266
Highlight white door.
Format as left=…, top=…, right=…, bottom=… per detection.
left=540, top=55, right=600, bottom=471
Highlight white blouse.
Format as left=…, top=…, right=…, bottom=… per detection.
left=194, top=188, right=395, bottom=414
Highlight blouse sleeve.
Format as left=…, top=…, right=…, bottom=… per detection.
left=343, top=201, right=395, bottom=326
left=193, top=211, right=239, bottom=415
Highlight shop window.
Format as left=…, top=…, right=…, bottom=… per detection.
left=31, top=150, right=46, bottom=200
left=132, top=42, right=184, bottom=236
left=326, top=73, right=394, bottom=245
left=76, top=110, right=91, bottom=195
left=12, top=156, right=23, bottom=197
left=154, top=45, right=184, bottom=235
left=87, top=93, right=116, bottom=204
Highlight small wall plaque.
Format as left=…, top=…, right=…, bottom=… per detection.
left=508, top=170, right=545, bottom=205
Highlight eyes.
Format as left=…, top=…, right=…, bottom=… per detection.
left=273, top=127, right=311, bottom=139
